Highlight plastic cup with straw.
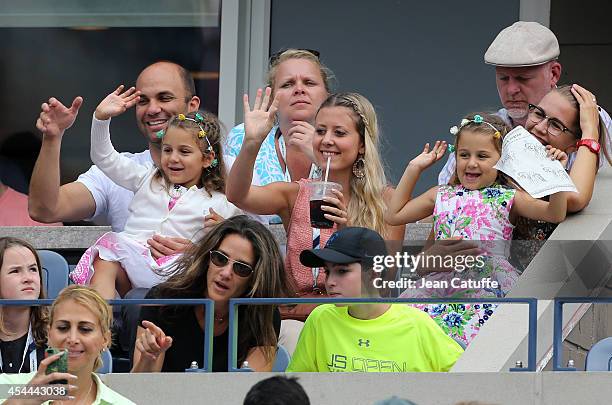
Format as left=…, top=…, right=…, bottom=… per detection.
left=323, top=155, right=331, bottom=192
left=309, top=156, right=341, bottom=229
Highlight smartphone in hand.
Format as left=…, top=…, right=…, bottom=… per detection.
left=45, top=348, right=68, bottom=384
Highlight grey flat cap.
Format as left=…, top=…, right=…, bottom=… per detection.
left=484, top=21, right=559, bottom=67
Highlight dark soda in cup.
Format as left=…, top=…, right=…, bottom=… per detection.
left=308, top=181, right=342, bottom=229
left=310, top=199, right=335, bottom=228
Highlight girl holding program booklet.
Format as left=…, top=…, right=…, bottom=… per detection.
left=385, top=112, right=569, bottom=344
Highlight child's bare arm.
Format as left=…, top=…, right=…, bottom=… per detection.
left=512, top=190, right=567, bottom=224
left=386, top=183, right=438, bottom=225
left=385, top=141, right=446, bottom=225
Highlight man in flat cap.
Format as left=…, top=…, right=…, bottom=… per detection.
left=438, top=21, right=611, bottom=184
left=484, top=21, right=562, bottom=129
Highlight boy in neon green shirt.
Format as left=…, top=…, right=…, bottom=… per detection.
left=287, top=227, right=463, bottom=372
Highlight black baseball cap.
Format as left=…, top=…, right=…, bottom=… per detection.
left=299, top=227, right=388, bottom=268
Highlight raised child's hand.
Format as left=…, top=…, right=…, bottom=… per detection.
left=243, top=87, right=279, bottom=145
left=95, top=85, right=140, bottom=121
left=546, top=145, right=569, bottom=168
left=409, top=141, right=447, bottom=171
left=36, top=96, right=83, bottom=139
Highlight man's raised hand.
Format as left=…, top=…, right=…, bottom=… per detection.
left=36, top=96, right=83, bottom=139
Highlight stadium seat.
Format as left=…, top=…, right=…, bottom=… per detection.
left=97, top=349, right=113, bottom=374
left=38, top=250, right=70, bottom=299
left=585, top=337, right=612, bottom=371
left=272, top=344, right=291, bottom=371
left=231, top=345, right=290, bottom=372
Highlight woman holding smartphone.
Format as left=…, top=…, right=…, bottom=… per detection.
left=0, top=285, right=136, bottom=404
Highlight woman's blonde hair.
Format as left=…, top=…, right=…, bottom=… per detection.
left=266, top=49, right=334, bottom=96
left=0, top=237, right=48, bottom=346
left=49, top=285, right=112, bottom=371
left=317, top=93, right=390, bottom=237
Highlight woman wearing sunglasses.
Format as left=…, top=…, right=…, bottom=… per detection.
left=131, top=215, right=291, bottom=372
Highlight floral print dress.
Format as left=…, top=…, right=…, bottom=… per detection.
left=401, top=184, right=520, bottom=346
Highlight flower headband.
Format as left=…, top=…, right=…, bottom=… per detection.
left=448, top=114, right=501, bottom=152
left=156, top=113, right=212, bottom=152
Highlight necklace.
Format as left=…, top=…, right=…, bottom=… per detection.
left=55, top=377, right=93, bottom=405
left=169, top=184, right=187, bottom=198
left=214, top=313, right=225, bottom=323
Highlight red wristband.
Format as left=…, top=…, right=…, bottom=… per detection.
left=576, top=139, right=600, bottom=154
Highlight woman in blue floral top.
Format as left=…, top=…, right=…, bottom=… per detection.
left=224, top=49, right=333, bottom=188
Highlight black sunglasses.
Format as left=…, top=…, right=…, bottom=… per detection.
left=269, top=48, right=320, bottom=66
left=209, top=250, right=253, bottom=277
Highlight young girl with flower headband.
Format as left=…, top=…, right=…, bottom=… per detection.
left=70, top=86, right=241, bottom=299
left=385, top=112, right=568, bottom=345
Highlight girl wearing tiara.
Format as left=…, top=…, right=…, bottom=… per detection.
left=70, top=86, right=241, bottom=299
left=385, top=112, right=568, bottom=344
